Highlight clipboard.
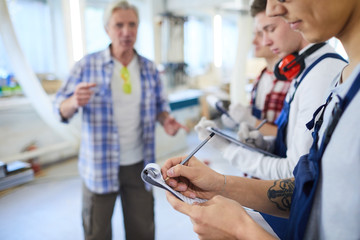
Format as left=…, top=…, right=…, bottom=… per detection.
left=141, top=163, right=207, bottom=204
left=207, top=127, right=280, bottom=158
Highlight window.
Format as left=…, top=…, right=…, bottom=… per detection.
left=184, top=13, right=238, bottom=81
left=221, top=14, right=239, bottom=81
left=184, top=16, right=212, bottom=76
left=84, top=3, right=110, bottom=54
left=0, top=0, right=55, bottom=76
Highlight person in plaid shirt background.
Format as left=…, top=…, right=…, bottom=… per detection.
left=53, top=1, right=186, bottom=240
left=250, top=67, right=291, bottom=128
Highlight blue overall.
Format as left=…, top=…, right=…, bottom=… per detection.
left=274, top=53, right=347, bottom=158
left=263, top=53, right=347, bottom=239
left=251, top=104, right=262, bottom=120
left=251, top=70, right=265, bottom=120
left=288, top=70, right=360, bottom=239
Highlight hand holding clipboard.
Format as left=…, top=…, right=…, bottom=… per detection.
left=207, top=127, right=280, bottom=158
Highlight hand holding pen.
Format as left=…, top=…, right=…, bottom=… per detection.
left=238, top=120, right=271, bottom=150
left=161, top=151, right=226, bottom=200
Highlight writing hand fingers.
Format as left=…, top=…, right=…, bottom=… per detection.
left=165, top=192, right=193, bottom=216
left=161, top=156, right=184, bottom=179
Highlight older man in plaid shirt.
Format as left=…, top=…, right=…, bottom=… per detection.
left=53, top=1, right=186, bottom=240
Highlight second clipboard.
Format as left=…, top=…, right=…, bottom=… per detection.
left=207, top=127, right=281, bottom=158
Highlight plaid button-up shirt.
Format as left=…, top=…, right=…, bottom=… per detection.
left=54, top=47, right=170, bottom=194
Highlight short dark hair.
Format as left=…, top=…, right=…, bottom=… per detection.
left=250, top=0, right=267, bottom=17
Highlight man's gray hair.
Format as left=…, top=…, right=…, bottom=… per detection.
left=103, top=1, right=139, bottom=28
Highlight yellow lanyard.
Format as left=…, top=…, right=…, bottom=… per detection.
left=120, top=66, right=131, bottom=94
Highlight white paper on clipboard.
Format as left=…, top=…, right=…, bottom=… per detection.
left=207, top=127, right=280, bottom=158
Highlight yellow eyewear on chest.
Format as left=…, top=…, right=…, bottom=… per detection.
left=120, top=66, right=131, bottom=94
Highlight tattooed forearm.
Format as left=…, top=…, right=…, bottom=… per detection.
left=267, top=178, right=295, bottom=212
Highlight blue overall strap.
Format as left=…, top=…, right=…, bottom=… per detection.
left=288, top=70, right=360, bottom=240
left=289, top=53, right=347, bottom=104
left=274, top=53, right=347, bottom=157
left=251, top=68, right=266, bottom=119
left=305, top=92, right=334, bottom=130
left=252, top=106, right=262, bottom=119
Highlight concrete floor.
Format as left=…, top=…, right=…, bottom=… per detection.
left=0, top=131, right=276, bottom=240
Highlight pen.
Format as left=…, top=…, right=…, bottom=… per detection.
left=255, top=119, right=268, bottom=130
left=180, top=131, right=215, bottom=165
left=165, top=131, right=215, bottom=181
left=245, top=119, right=268, bottom=145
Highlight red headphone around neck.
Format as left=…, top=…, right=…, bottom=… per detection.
left=274, top=42, right=326, bottom=81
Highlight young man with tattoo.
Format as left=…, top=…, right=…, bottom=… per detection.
left=161, top=0, right=360, bottom=239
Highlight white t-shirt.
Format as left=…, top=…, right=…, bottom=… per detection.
left=304, top=64, right=360, bottom=239
left=222, top=43, right=348, bottom=179
left=111, top=56, right=144, bottom=166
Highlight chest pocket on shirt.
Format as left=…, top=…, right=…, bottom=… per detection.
left=84, top=84, right=112, bottom=119
left=91, top=84, right=112, bottom=104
